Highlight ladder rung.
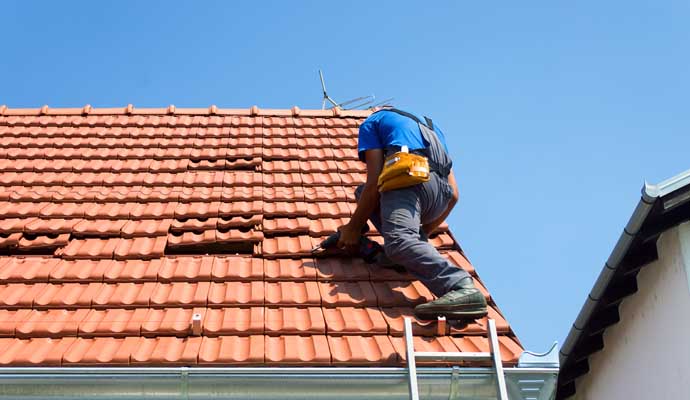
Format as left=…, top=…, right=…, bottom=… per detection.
left=414, top=351, right=491, bottom=362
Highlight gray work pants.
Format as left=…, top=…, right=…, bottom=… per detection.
left=355, top=173, right=470, bottom=297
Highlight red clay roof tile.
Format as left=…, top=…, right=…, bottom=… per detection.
left=158, top=256, right=214, bottom=282
left=0, top=108, right=521, bottom=368
left=263, top=259, right=317, bottom=281
left=322, top=307, right=387, bottom=335
left=210, top=257, right=263, bottom=281
left=80, top=308, right=147, bottom=336
left=263, top=201, right=307, bottom=217
left=50, top=259, right=111, bottom=282
left=318, top=282, right=377, bottom=307
left=207, top=282, right=263, bottom=307
left=328, top=335, right=397, bottom=366
left=261, top=236, right=313, bottom=258
left=264, top=307, right=325, bottom=335
left=16, top=309, right=90, bottom=338
left=73, top=219, right=127, bottom=237
left=203, top=307, right=263, bottom=336
left=264, top=281, right=321, bottom=306
left=262, top=217, right=310, bottom=234
left=264, top=335, right=330, bottom=365
left=0, top=257, right=60, bottom=282
left=59, top=238, right=119, bottom=259
left=104, top=259, right=160, bottom=282
left=315, top=258, right=370, bottom=281
left=198, top=336, right=264, bottom=365
left=373, top=281, right=435, bottom=307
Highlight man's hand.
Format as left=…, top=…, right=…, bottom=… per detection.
left=337, top=223, right=360, bottom=253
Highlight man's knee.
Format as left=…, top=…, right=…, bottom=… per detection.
left=383, top=231, right=414, bottom=261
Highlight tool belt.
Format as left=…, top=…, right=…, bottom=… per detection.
left=377, top=146, right=430, bottom=192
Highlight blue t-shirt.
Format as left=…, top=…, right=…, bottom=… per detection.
left=357, top=110, right=450, bottom=161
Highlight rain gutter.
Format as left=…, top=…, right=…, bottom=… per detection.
left=0, top=366, right=558, bottom=400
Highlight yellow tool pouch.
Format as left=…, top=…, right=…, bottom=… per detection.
left=377, top=148, right=430, bottom=192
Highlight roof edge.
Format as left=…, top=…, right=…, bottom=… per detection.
left=0, top=105, right=373, bottom=118
left=0, top=366, right=559, bottom=400
left=558, top=167, right=690, bottom=398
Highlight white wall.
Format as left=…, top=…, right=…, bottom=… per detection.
left=573, top=221, right=690, bottom=400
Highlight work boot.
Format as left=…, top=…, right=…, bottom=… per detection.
left=414, top=277, right=488, bottom=320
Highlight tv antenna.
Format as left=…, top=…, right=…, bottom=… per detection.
left=319, top=69, right=393, bottom=110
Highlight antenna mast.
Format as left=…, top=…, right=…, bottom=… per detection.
left=319, top=69, right=388, bottom=110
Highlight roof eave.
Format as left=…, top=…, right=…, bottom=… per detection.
left=0, top=366, right=558, bottom=400
left=557, top=168, right=690, bottom=398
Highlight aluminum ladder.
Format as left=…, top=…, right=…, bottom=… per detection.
left=403, top=317, right=508, bottom=400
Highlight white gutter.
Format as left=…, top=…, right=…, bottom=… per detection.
left=0, top=366, right=558, bottom=400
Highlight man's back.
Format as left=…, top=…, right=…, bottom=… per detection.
left=357, top=109, right=450, bottom=161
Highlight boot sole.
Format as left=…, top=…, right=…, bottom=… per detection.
left=414, top=304, right=488, bottom=321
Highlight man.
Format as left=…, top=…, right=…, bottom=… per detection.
left=337, top=107, right=487, bottom=320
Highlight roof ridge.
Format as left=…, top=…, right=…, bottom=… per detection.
left=0, top=104, right=372, bottom=118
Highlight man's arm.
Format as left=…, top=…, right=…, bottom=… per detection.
left=422, top=169, right=459, bottom=235
left=337, top=149, right=384, bottom=250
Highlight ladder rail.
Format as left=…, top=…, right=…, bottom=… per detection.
left=404, top=318, right=420, bottom=400
left=403, top=317, right=509, bottom=400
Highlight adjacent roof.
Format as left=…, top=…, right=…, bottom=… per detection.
left=557, top=168, right=690, bottom=398
left=0, top=105, right=522, bottom=368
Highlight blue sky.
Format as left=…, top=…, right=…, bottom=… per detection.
left=2, top=1, right=689, bottom=351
